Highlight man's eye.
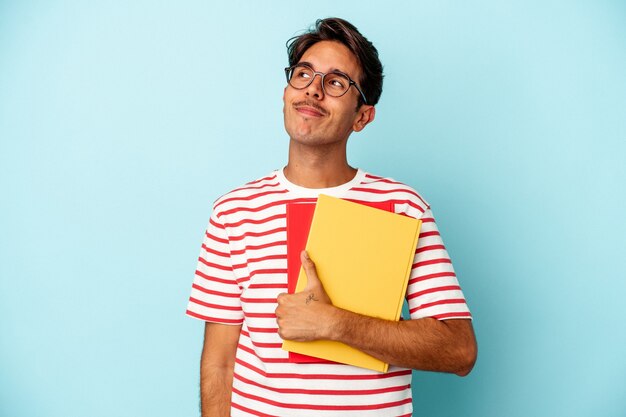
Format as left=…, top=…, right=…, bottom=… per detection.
left=296, top=70, right=311, bottom=79
left=327, top=76, right=346, bottom=89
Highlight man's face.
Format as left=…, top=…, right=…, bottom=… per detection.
left=283, top=40, right=369, bottom=147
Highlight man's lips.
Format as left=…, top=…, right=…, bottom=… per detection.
left=294, top=102, right=327, bottom=117
left=296, top=106, right=324, bottom=117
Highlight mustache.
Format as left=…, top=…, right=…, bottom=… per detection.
left=293, top=100, right=327, bottom=115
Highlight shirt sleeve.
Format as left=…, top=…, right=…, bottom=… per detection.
left=185, top=210, right=244, bottom=325
left=406, top=208, right=472, bottom=320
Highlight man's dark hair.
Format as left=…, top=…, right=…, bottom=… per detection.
left=286, top=17, right=384, bottom=107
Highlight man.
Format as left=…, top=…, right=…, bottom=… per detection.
left=186, top=17, right=477, bottom=417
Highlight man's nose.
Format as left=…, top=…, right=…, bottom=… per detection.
left=305, top=73, right=325, bottom=100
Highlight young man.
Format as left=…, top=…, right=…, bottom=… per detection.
left=186, top=17, right=477, bottom=417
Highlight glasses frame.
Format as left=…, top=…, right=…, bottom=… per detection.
left=284, top=64, right=368, bottom=105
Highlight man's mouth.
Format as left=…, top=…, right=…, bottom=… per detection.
left=294, top=101, right=327, bottom=117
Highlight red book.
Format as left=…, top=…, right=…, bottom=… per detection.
left=285, top=199, right=393, bottom=363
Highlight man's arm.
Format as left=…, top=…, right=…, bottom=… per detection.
left=275, top=251, right=477, bottom=376
left=200, top=322, right=242, bottom=417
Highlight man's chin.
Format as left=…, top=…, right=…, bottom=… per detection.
left=286, top=124, right=317, bottom=142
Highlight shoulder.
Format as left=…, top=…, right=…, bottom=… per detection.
left=211, top=171, right=286, bottom=216
left=351, top=171, right=431, bottom=219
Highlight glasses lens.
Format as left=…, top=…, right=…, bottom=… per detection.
left=289, top=66, right=314, bottom=89
left=324, top=73, right=350, bottom=97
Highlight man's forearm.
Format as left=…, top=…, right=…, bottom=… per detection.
left=326, top=307, right=477, bottom=376
left=200, top=363, right=234, bottom=417
left=276, top=252, right=477, bottom=376
left=199, top=322, right=241, bottom=417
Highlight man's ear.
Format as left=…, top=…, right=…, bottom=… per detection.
left=353, top=105, right=376, bottom=132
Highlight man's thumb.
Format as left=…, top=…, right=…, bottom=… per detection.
left=301, top=250, right=321, bottom=289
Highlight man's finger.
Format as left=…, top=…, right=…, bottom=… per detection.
left=300, top=250, right=321, bottom=290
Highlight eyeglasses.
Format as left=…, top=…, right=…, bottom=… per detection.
left=284, top=64, right=368, bottom=104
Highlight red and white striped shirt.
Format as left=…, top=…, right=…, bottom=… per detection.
left=186, top=169, right=471, bottom=417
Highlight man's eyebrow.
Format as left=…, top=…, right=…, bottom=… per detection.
left=297, top=61, right=350, bottom=76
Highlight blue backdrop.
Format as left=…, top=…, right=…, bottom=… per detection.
left=1, top=1, right=625, bottom=416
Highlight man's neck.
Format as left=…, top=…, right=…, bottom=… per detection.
left=284, top=139, right=357, bottom=189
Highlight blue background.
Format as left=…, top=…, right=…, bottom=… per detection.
left=1, top=1, right=625, bottom=416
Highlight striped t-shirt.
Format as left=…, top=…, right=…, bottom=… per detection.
left=186, top=168, right=471, bottom=417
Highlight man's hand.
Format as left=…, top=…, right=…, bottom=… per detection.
left=275, top=250, right=335, bottom=341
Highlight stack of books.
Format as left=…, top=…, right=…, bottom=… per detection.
left=282, top=195, right=422, bottom=372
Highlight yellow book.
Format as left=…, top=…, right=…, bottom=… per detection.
left=282, top=194, right=422, bottom=372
